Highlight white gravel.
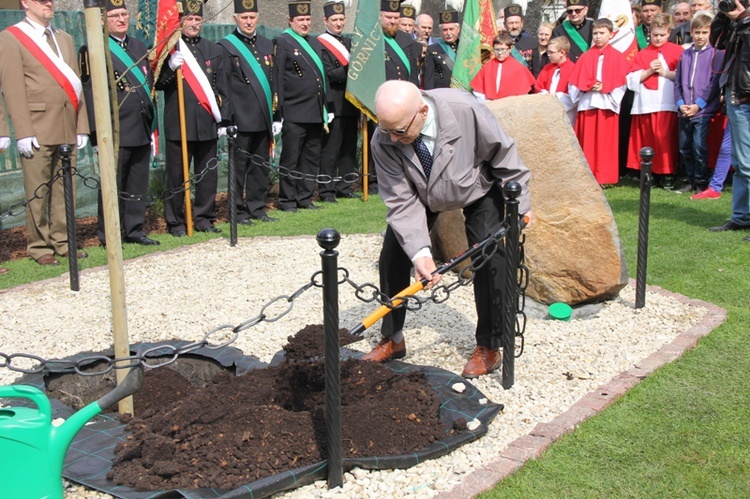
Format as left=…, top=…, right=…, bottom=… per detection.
left=0, top=234, right=707, bottom=498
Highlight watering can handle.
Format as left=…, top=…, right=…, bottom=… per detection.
left=0, top=385, right=53, bottom=421
left=96, top=367, right=143, bottom=411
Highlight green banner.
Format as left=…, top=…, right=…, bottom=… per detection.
left=451, top=0, right=481, bottom=90
left=345, top=0, right=385, bottom=122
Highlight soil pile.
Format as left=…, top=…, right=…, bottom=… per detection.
left=108, top=325, right=454, bottom=491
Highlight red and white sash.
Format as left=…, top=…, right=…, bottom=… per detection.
left=179, top=38, right=221, bottom=123
left=317, top=33, right=350, bottom=67
left=7, top=22, right=82, bottom=110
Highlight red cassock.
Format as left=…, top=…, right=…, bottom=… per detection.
left=568, top=45, right=630, bottom=185
left=470, top=57, right=536, bottom=99
left=626, top=43, right=683, bottom=174
left=534, top=59, right=575, bottom=94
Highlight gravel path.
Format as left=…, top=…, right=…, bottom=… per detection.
left=0, top=234, right=709, bottom=498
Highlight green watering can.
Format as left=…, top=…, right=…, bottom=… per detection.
left=0, top=367, right=143, bottom=499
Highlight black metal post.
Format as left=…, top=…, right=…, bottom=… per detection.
left=636, top=147, right=654, bottom=309
left=502, top=181, right=522, bottom=389
left=60, top=145, right=79, bottom=291
left=317, top=228, right=343, bottom=489
left=227, top=126, right=238, bottom=247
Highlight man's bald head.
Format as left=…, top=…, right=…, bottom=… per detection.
left=375, top=81, right=427, bottom=143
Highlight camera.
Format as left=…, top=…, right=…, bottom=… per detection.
left=718, top=0, right=748, bottom=13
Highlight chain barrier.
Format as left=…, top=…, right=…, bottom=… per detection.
left=0, top=169, right=66, bottom=228
left=516, top=233, right=528, bottom=358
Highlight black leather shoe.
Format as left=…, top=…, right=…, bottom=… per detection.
left=319, top=197, right=338, bottom=203
left=171, top=229, right=187, bottom=237
left=238, top=218, right=255, bottom=226
left=251, top=214, right=279, bottom=222
left=301, top=204, right=322, bottom=210
left=197, top=225, right=222, bottom=233
left=708, top=221, right=750, bottom=232
left=124, top=235, right=160, bottom=246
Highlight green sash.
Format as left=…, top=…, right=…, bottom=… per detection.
left=384, top=36, right=411, bottom=77
left=437, top=40, right=456, bottom=62
left=108, top=37, right=155, bottom=131
left=562, top=20, right=589, bottom=54
left=283, top=28, right=328, bottom=124
left=224, top=33, right=273, bottom=124
left=510, top=46, right=526, bottom=64
left=636, top=25, right=649, bottom=50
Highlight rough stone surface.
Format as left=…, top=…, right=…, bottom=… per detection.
left=486, top=94, right=629, bottom=305
left=429, top=210, right=472, bottom=275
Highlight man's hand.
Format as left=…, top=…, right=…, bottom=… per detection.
left=168, top=51, right=184, bottom=71
left=726, top=0, right=747, bottom=20
left=272, top=121, right=283, bottom=136
left=17, top=136, right=39, bottom=158
left=413, top=256, right=441, bottom=289
left=327, top=112, right=334, bottom=124
left=76, top=134, right=89, bottom=150
left=0, top=136, right=10, bottom=152
left=591, top=81, right=603, bottom=92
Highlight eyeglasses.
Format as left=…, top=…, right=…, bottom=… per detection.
left=107, top=12, right=130, bottom=20
left=493, top=47, right=510, bottom=54
left=567, top=7, right=585, bottom=14
left=31, top=0, right=55, bottom=4
left=378, top=109, right=420, bottom=136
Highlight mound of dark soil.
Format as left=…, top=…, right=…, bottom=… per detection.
left=108, top=326, right=452, bottom=491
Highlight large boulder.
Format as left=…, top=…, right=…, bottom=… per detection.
left=431, top=94, right=628, bottom=305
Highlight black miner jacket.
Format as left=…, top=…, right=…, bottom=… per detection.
left=711, top=9, right=750, bottom=104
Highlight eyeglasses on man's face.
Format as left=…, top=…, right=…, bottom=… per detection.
left=378, top=109, right=419, bottom=136
left=567, top=7, right=584, bottom=15
left=107, top=12, right=130, bottom=20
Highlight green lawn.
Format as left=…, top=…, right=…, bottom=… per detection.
left=2, top=185, right=749, bottom=497
left=483, top=184, right=750, bottom=498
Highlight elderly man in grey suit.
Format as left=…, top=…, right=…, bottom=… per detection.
left=363, top=80, right=531, bottom=378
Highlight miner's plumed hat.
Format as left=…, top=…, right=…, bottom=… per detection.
left=439, top=9, right=459, bottom=25
left=565, top=0, right=588, bottom=7
left=381, top=0, right=404, bottom=13
left=400, top=4, right=416, bottom=19
left=179, top=0, right=206, bottom=17
left=641, top=0, right=662, bottom=7
left=105, top=0, right=127, bottom=12
left=234, top=0, right=258, bottom=14
left=504, top=4, right=524, bottom=19
left=289, top=0, right=311, bottom=18
left=323, top=1, right=345, bottom=18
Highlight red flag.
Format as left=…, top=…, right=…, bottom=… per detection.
left=477, top=0, right=498, bottom=51
left=150, top=0, right=181, bottom=82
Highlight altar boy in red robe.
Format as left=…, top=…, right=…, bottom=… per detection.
left=568, top=18, right=630, bottom=185
left=535, top=36, right=577, bottom=126
left=625, top=13, right=683, bottom=185
left=470, top=33, right=535, bottom=101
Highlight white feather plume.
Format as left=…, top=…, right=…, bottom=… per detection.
left=342, top=0, right=352, bottom=7
left=446, top=0, right=464, bottom=11
left=404, top=0, right=422, bottom=13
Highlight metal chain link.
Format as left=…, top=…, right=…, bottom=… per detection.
left=515, top=233, right=528, bottom=358
left=0, top=168, right=66, bottom=228
left=0, top=277, right=317, bottom=376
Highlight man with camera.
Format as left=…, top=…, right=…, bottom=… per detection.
left=708, top=0, right=750, bottom=240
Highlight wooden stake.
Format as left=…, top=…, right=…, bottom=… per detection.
left=176, top=68, right=194, bottom=236
left=363, top=119, right=369, bottom=202
left=83, top=1, right=132, bottom=415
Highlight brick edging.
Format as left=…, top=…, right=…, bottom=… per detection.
left=437, top=281, right=727, bottom=498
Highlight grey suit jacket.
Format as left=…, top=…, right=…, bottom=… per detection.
left=372, top=88, right=531, bottom=258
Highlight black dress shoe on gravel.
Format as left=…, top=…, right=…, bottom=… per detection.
left=708, top=221, right=750, bottom=232
left=238, top=218, right=255, bottom=226
left=251, top=214, right=279, bottom=222
left=124, top=236, right=160, bottom=246
left=197, top=225, right=222, bottom=233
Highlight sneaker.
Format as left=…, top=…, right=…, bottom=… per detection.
left=691, top=188, right=721, bottom=200
left=675, top=184, right=694, bottom=194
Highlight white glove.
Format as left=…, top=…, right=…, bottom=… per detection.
left=327, top=112, right=334, bottom=124
left=272, top=121, right=282, bottom=136
left=217, top=127, right=227, bottom=137
left=0, top=136, right=10, bottom=151
left=17, top=136, right=40, bottom=158
left=168, top=51, right=184, bottom=71
left=77, top=134, right=89, bottom=150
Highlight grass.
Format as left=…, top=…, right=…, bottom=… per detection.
left=3, top=184, right=750, bottom=496
left=483, top=183, right=750, bottom=498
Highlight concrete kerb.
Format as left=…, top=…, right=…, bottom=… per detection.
left=436, top=280, right=728, bottom=499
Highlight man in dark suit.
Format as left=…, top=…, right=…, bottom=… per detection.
left=81, top=0, right=159, bottom=246
left=381, top=0, right=420, bottom=85
left=0, top=0, right=89, bottom=265
left=273, top=0, right=330, bottom=212
left=317, top=1, right=359, bottom=202
left=551, top=0, right=594, bottom=62
left=156, top=0, right=229, bottom=236
left=504, top=4, right=536, bottom=66
left=423, top=9, right=460, bottom=90
left=218, top=0, right=277, bottom=223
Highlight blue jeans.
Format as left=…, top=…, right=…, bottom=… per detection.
left=727, top=101, right=750, bottom=226
left=678, top=115, right=711, bottom=187
left=710, top=124, right=733, bottom=192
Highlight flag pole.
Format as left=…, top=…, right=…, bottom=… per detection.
left=176, top=68, right=194, bottom=236
left=83, top=0, right=133, bottom=415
